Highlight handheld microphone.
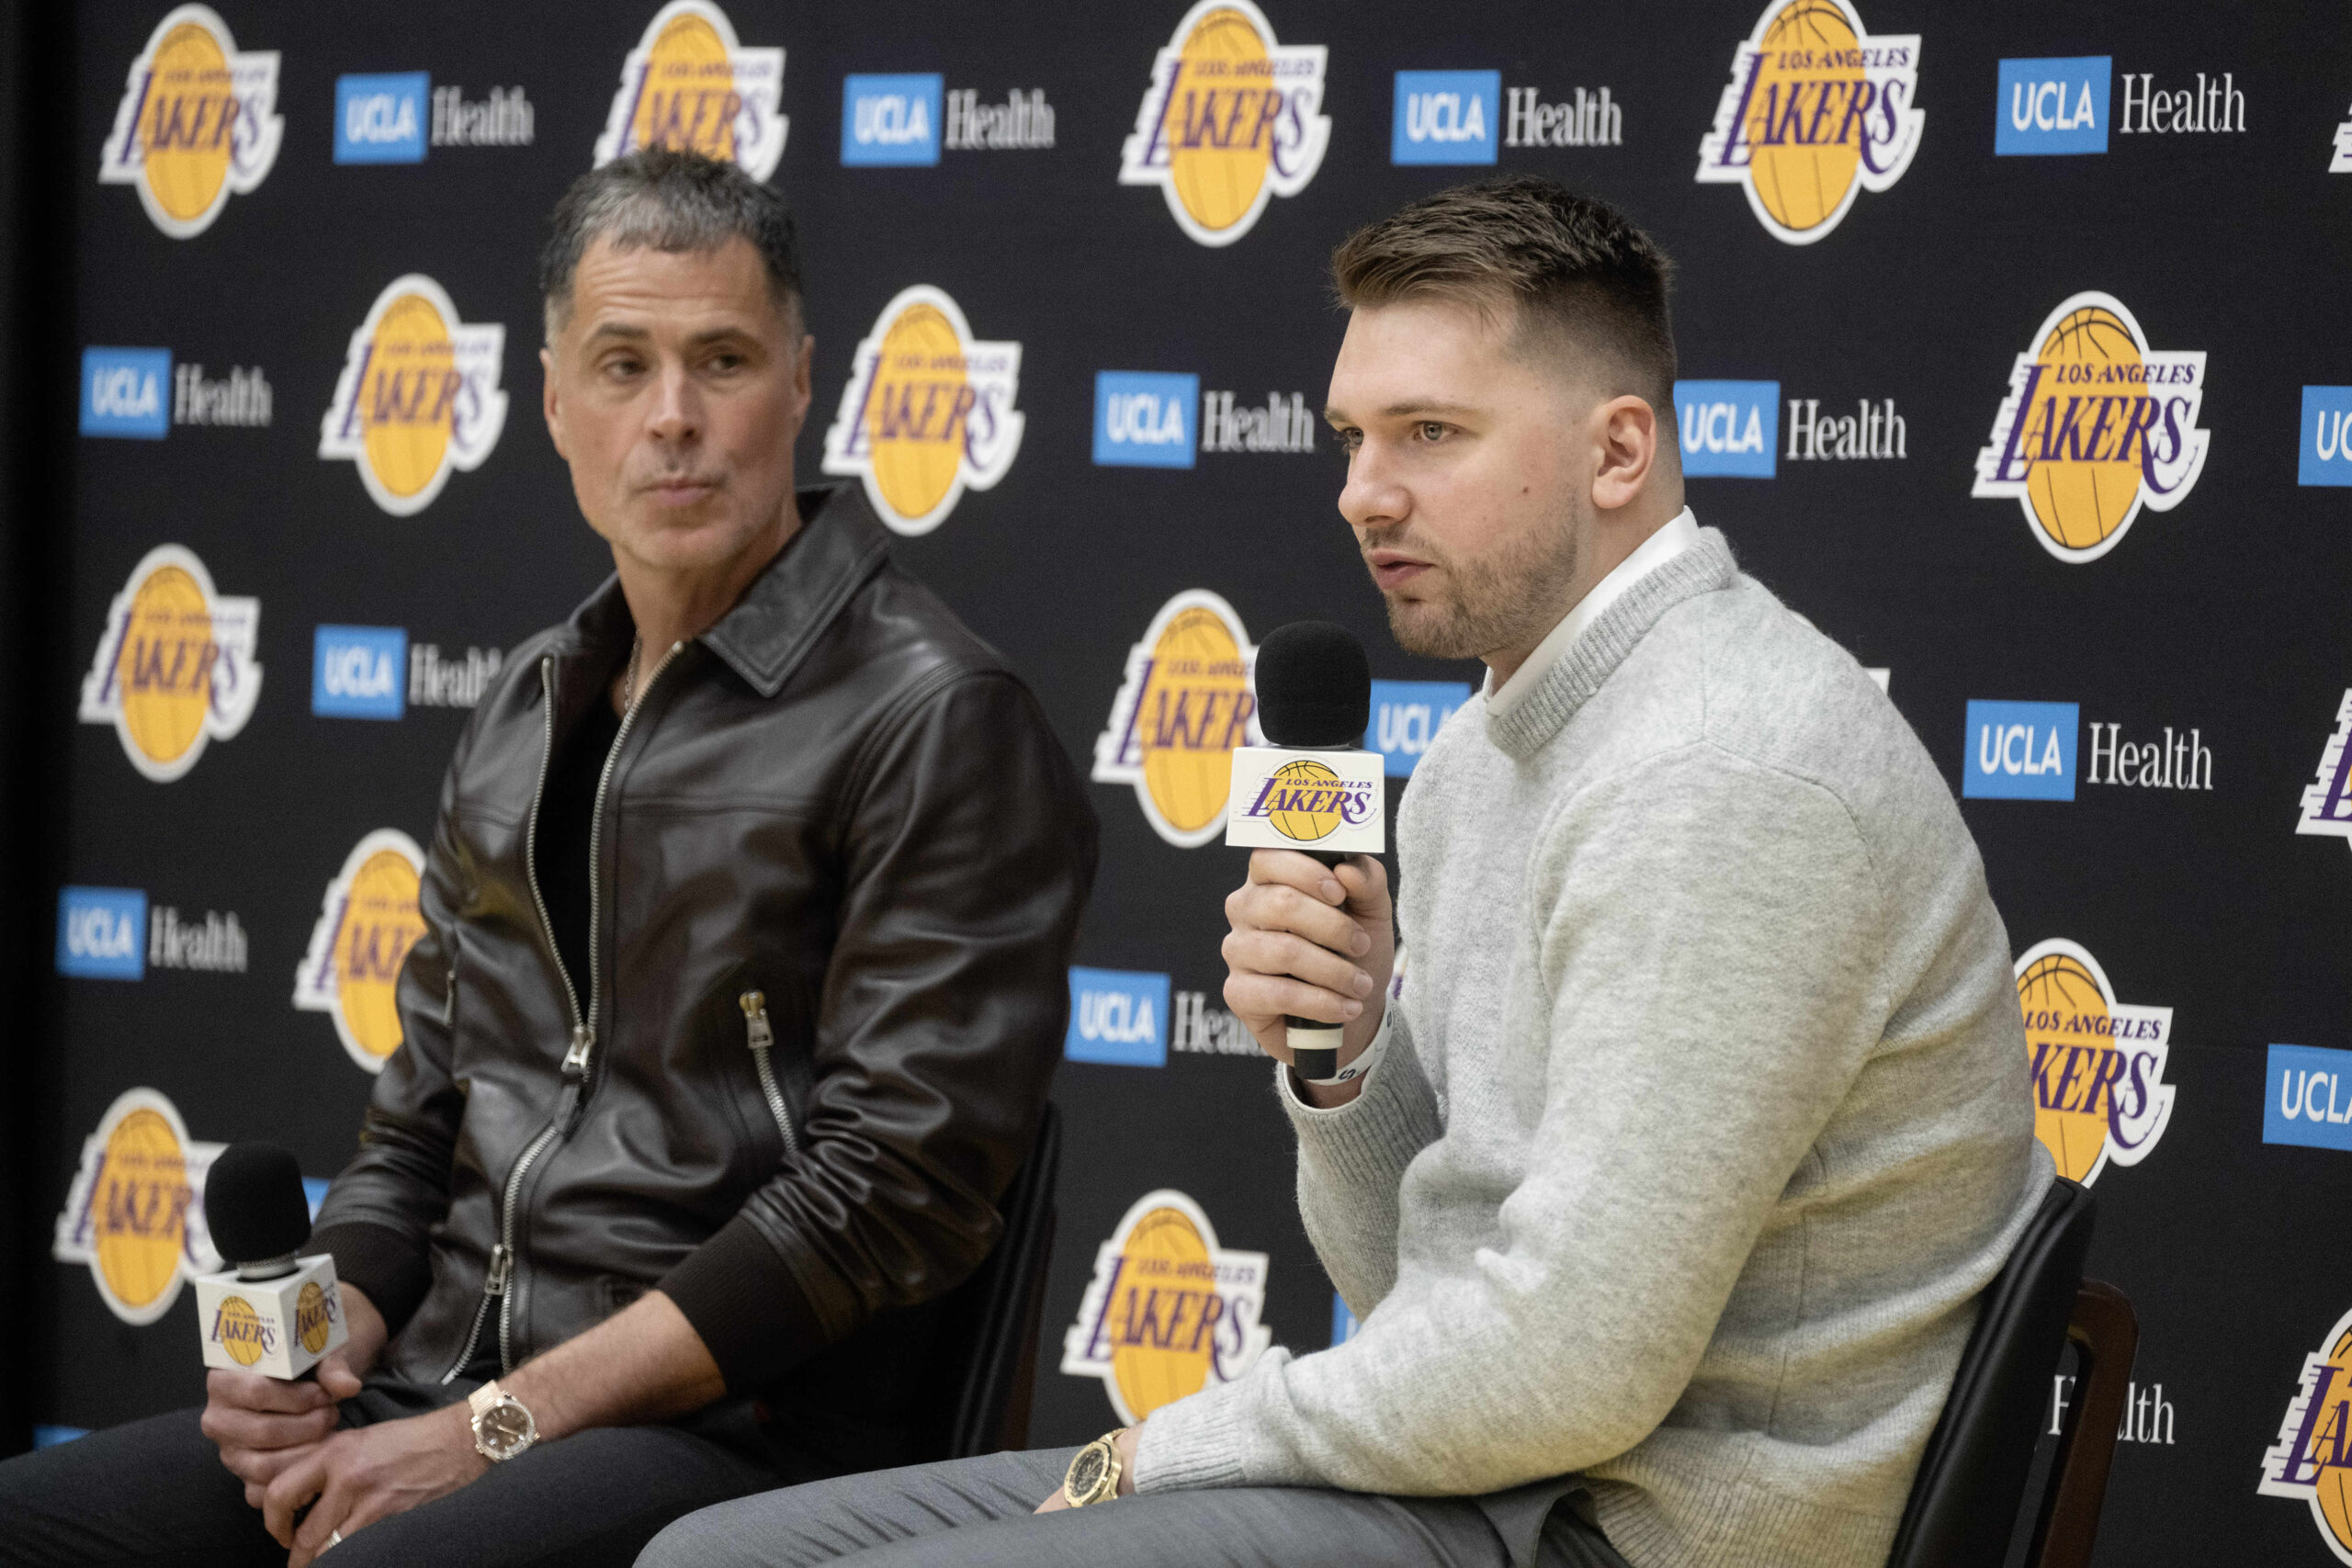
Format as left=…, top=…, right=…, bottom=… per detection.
left=194, top=1143, right=348, bottom=1379
left=1227, top=621, right=1385, bottom=1082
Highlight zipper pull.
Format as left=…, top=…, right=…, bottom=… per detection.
left=740, top=991, right=775, bottom=1051
left=484, top=1243, right=513, bottom=1296
left=560, top=1024, right=594, bottom=1079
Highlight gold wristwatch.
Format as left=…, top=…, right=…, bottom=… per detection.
left=1061, top=1428, right=1127, bottom=1506
left=468, top=1380, right=539, bottom=1463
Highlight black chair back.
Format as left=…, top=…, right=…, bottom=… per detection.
left=1885, top=1178, right=2096, bottom=1568
left=915, top=1102, right=1061, bottom=1461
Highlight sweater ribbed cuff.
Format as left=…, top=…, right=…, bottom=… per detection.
left=1132, top=1368, right=1256, bottom=1493
left=658, top=1212, right=832, bottom=1393
left=311, top=1219, right=433, bottom=1337
left=1275, top=1015, right=1443, bottom=1192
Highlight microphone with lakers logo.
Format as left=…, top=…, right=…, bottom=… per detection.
left=193, top=1142, right=348, bottom=1380
left=1226, top=621, right=1385, bottom=1083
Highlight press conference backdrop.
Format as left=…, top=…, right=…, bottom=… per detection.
left=28, top=1, right=2352, bottom=1560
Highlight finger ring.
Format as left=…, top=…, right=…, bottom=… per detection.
left=327, top=1530, right=342, bottom=1549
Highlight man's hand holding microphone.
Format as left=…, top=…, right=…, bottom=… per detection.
left=1224, top=850, right=1393, bottom=1107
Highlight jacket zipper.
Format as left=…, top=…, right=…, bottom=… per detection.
left=440, top=641, right=684, bottom=1383
left=739, top=991, right=800, bottom=1157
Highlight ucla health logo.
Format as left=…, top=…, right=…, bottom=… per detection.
left=82, top=348, right=172, bottom=439
left=1094, top=590, right=1261, bottom=847
left=334, top=73, right=426, bottom=163
left=1973, top=292, right=2209, bottom=563
left=1120, top=1, right=1329, bottom=248
left=1095, top=372, right=1199, bottom=468
left=319, top=275, right=507, bottom=516
left=295, top=829, right=429, bottom=1073
left=58, top=887, right=147, bottom=981
left=1996, top=58, right=2110, bottom=155
left=2014, top=939, right=2174, bottom=1185
left=1695, top=0, right=1922, bottom=245
left=2267, top=1044, right=2352, bottom=1155
left=822, top=286, right=1022, bottom=536
left=2301, top=388, right=2352, bottom=488
left=79, top=545, right=260, bottom=782
left=1369, top=680, right=1472, bottom=777
left=1962, top=700, right=2077, bottom=800
left=842, top=75, right=941, bottom=165
left=1393, top=71, right=1498, bottom=165
left=2299, top=690, right=2352, bottom=852
left=1067, top=967, right=1171, bottom=1068
left=596, top=2, right=785, bottom=179
left=2261, top=1305, right=2352, bottom=1562
left=100, top=6, right=282, bottom=239
left=1677, top=380, right=1779, bottom=478
left=312, top=626, right=407, bottom=719
left=1062, top=1189, right=1272, bottom=1423
left=51, top=1089, right=223, bottom=1325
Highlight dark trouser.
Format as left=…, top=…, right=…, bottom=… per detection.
left=636, top=1448, right=1634, bottom=1568
left=0, top=1381, right=787, bottom=1568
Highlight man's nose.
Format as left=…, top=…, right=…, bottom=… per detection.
left=645, top=362, right=702, bottom=445
left=1338, top=440, right=1408, bottom=532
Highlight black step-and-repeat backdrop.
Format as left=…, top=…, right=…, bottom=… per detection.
left=27, top=1, right=2352, bottom=1561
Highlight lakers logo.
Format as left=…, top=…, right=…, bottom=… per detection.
left=77, top=545, right=260, bottom=783
left=1118, top=0, right=1330, bottom=248
left=296, top=1280, right=338, bottom=1355
left=1695, top=0, right=1922, bottom=245
left=295, top=829, right=429, bottom=1073
left=1093, top=591, right=1261, bottom=848
left=211, top=1296, right=270, bottom=1366
left=51, top=1089, right=224, bottom=1325
left=594, top=1, right=786, bottom=180
left=98, top=6, right=282, bottom=239
left=820, top=286, right=1023, bottom=536
left=2014, top=939, right=2175, bottom=1185
left=319, top=275, right=508, bottom=516
left=1061, top=1190, right=1272, bottom=1423
left=1973, top=292, right=2210, bottom=563
left=2260, top=1304, right=2352, bottom=1563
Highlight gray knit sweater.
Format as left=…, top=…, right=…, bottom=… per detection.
left=1135, top=529, right=2052, bottom=1568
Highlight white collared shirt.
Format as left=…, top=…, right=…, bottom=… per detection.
left=1483, top=507, right=1700, bottom=720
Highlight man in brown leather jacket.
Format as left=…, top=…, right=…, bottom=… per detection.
left=0, top=150, right=1095, bottom=1568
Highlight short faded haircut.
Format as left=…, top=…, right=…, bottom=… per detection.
left=1330, top=175, right=1678, bottom=442
left=538, top=147, right=804, bottom=339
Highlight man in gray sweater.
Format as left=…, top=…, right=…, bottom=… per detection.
left=639, top=176, right=2050, bottom=1568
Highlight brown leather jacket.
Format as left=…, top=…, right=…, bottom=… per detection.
left=312, top=485, right=1095, bottom=1456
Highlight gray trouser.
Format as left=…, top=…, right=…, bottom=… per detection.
left=636, top=1446, right=1633, bottom=1568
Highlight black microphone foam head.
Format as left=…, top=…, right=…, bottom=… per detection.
left=1255, top=620, right=1371, bottom=748
left=204, top=1143, right=313, bottom=1265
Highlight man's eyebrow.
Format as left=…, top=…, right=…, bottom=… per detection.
left=584, top=321, right=651, bottom=344
left=582, top=322, right=763, bottom=348
left=1325, top=400, right=1484, bottom=423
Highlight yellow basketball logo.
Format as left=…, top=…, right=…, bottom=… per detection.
left=296, top=1280, right=337, bottom=1355
left=595, top=2, right=786, bottom=180
left=1258, top=759, right=1345, bottom=841
left=78, top=546, right=261, bottom=783
left=2261, top=1306, right=2352, bottom=1562
left=2014, top=938, right=2175, bottom=1186
left=213, top=1296, right=268, bottom=1366
left=320, top=276, right=508, bottom=516
left=1120, top=0, right=1329, bottom=248
left=822, top=286, right=1023, bottom=536
left=98, top=6, right=282, bottom=240
left=296, top=829, right=429, bottom=1073
left=1973, top=292, right=2211, bottom=563
left=51, top=1089, right=224, bottom=1325
left=1695, top=0, right=1922, bottom=245
left=1061, top=1190, right=1272, bottom=1424
left=1094, top=592, right=1260, bottom=848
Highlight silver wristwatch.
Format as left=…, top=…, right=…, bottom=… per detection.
left=468, top=1380, right=539, bottom=1462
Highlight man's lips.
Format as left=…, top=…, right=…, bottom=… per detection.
left=642, top=476, right=719, bottom=506
left=1365, top=549, right=1431, bottom=591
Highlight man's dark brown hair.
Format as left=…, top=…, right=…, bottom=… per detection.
left=1331, top=175, right=1679, bottom=443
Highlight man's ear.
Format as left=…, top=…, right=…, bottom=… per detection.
left=1590, top=394, right=1657, bottom=513
left=541, top=344, right=567, bottom=461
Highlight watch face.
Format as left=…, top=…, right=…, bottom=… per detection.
left=1068, top=1445, right=1109, bottom=1497
left=482, top=1404, right=533, bottom=1450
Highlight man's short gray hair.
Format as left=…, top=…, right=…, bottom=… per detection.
left=538, top=147, right=804, bottom=338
